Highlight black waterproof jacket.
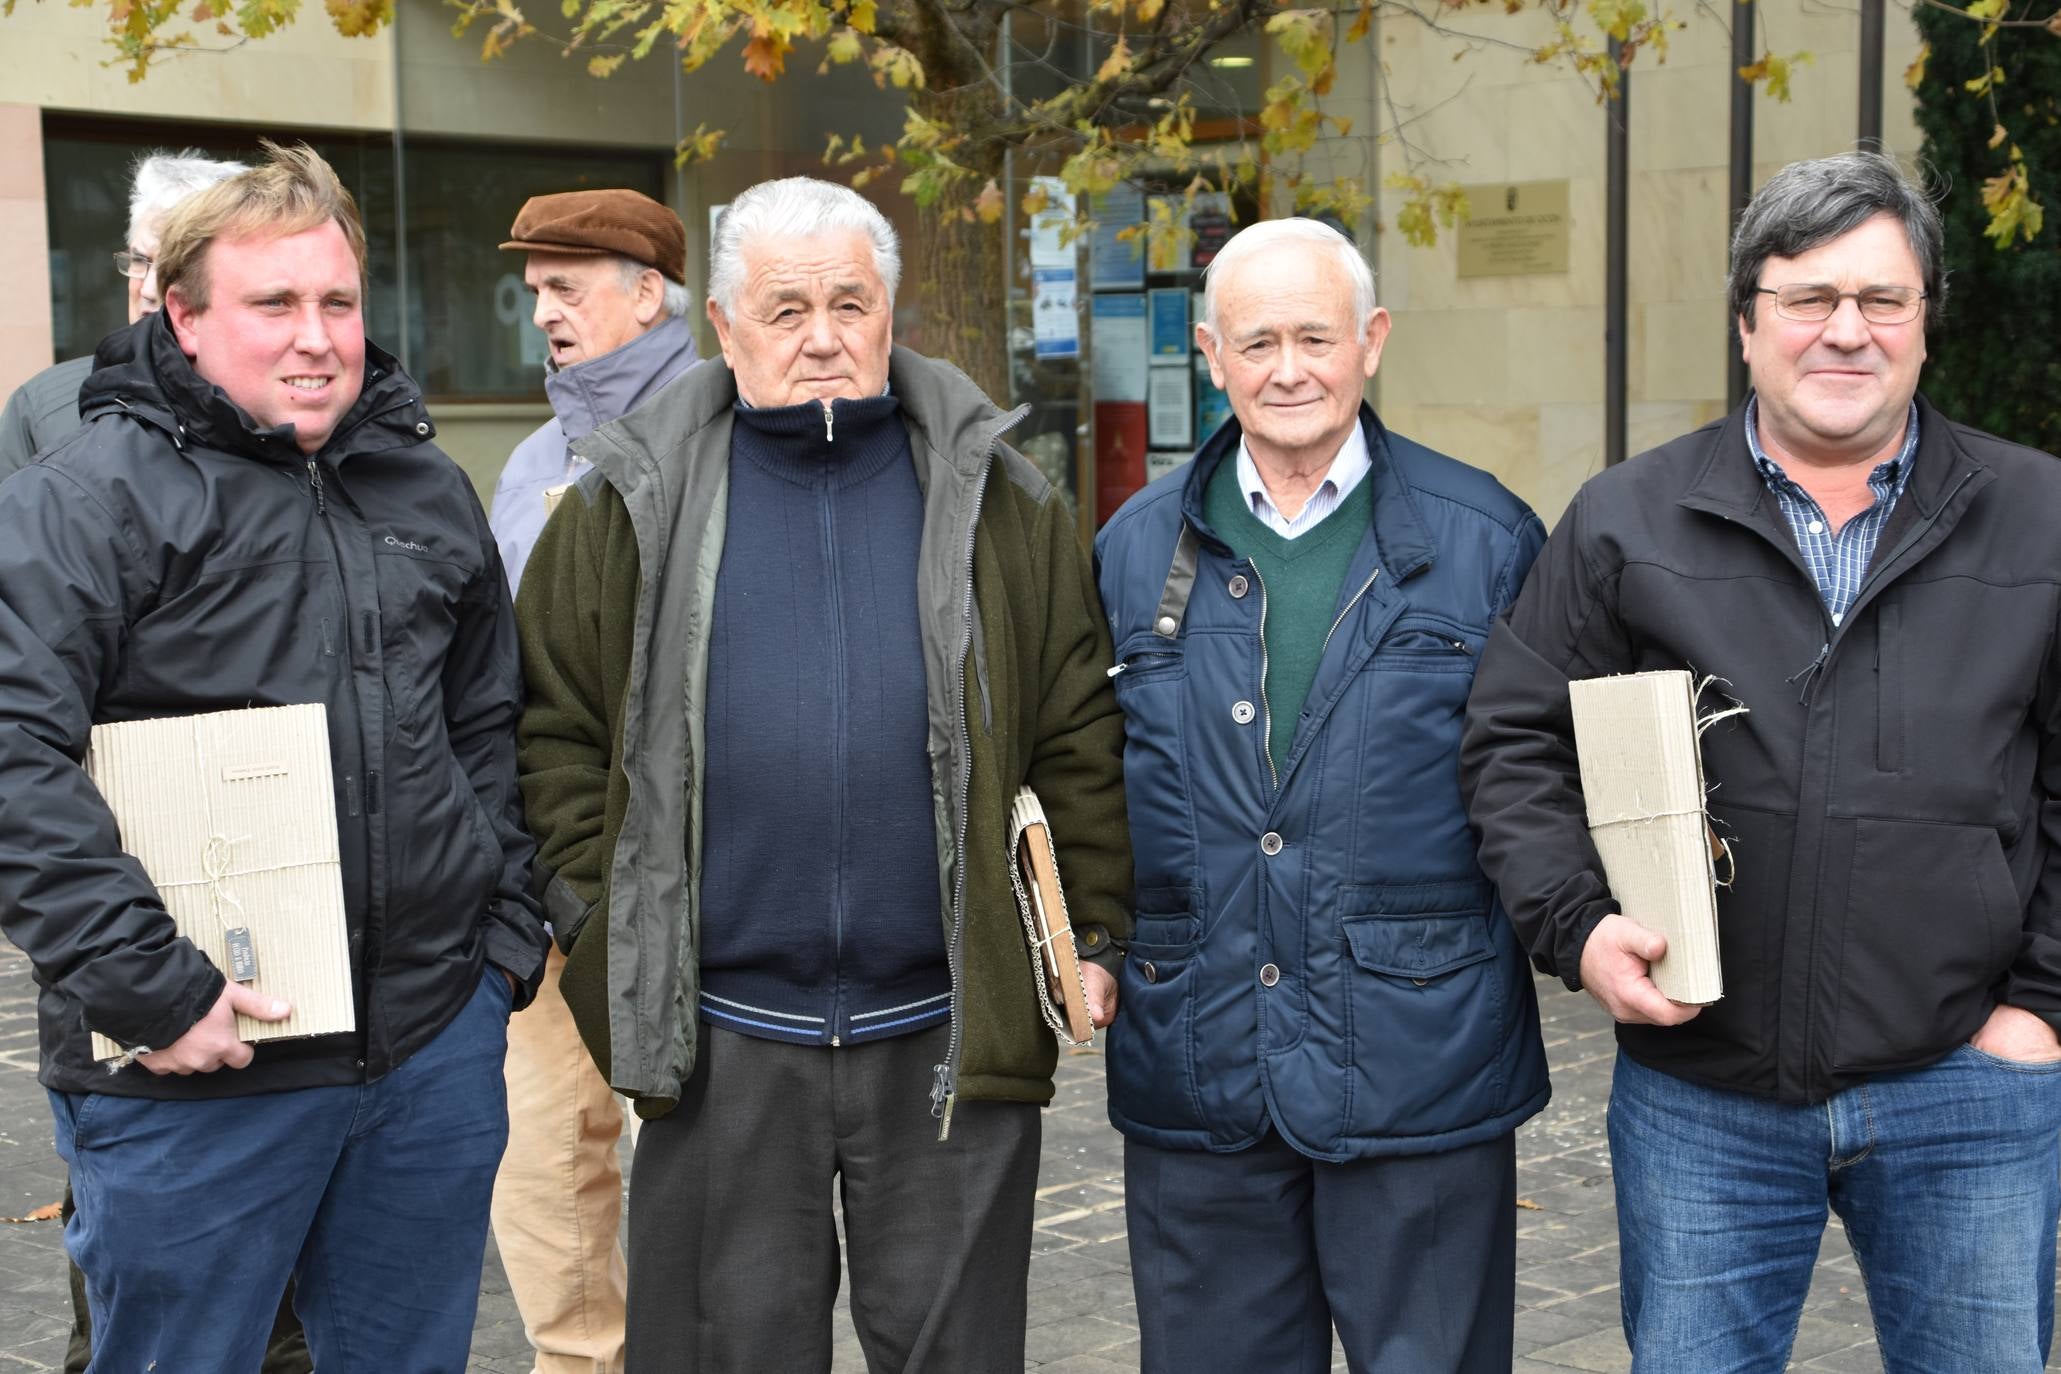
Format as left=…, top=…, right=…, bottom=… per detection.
left=1461, top=396, right=2061, bottom=1105
left=0, top=314, right=548, bottom=1099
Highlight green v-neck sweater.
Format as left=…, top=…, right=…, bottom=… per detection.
left=1204, top=455, right=1375, bottom=777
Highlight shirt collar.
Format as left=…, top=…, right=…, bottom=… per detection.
left=1235, top=422, right=1372, bottom=526
left=1745, top=395, right=1920, bottom=497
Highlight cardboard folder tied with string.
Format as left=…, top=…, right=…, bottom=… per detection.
left=84, top=703, right=355, bottom=1064
left=1569, top=670, right=1748, bottom=1007
left=1006, top=787, right=1096, bottom=1046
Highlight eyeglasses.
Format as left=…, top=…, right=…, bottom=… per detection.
left=112, top=250, right=155, bottom=280
left=1755, top=284, right=1926, bottom=325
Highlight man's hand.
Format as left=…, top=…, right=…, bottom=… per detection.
left=1578, top=913, right=1703, bottom=1027
left=1970, top=1003, right=2061, bottom=1064
left=136, top=983, right=292, bottom=1076
left=1083, top=961, right=1118, bottom=1029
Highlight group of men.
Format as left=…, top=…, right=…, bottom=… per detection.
left=0, top=136, right=2057, bottom=1374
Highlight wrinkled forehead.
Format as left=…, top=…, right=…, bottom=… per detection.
left=1760, top=212, right=1924, bottom=286
left=738, top=230, right=884, bottom=299
left=1213, top=255, right=1359, bottom=336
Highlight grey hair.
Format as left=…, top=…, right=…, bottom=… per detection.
left=614, top=256, right=694, bottom=320
left=1728, top=152, right=1946, bottom=328
left=128, top=150, right=246, bottom=245
left=707, top=177, right=900, bottom=315
left=1199, top=217, right=1377, bottom=339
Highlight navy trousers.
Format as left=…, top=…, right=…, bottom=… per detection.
left=1126, top=1125, right=1517, bottom=1374
left=52, top=967, right=512, bottom=1374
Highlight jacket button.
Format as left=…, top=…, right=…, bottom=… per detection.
left=1260, top=831, right=1283, bottom=856
left=1083, top=928, right=1101, bottom=948
left=1232, top=700, right=1255, bottom=725
left=1155, top=615, right=1178, bottom=636
left=1259, top=963, right=1280, bottom=987
left=414, top=421, right=431, bottom=437
left=1228, top=575, right=1249, bottom=599
left=1140, top=960, right=1158, bottom=983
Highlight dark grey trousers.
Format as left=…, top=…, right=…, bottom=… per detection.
left=1126, top=1126, right=1518, bottom=1374
left=625, top=1023, right=1041, bottom=1373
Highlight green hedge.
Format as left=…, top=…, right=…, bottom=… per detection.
left=1911, top=4, right=2060, bottom=453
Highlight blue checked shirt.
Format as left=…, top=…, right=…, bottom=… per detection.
left=1745, top=398, right=1920, bottom=627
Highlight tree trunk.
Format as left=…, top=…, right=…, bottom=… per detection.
left=907, top=81, right=1010, bottom=403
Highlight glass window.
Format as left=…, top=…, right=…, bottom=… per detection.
left=399, top=141, right=666, bottom=401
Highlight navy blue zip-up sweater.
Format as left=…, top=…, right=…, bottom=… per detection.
left=696, top=395, right=951, bottom=1045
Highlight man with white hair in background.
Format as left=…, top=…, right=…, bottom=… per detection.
left=515, top=175, right=1132, bottom=1371
left=486, top=186, right=698, bottom=1374
left=1094, top=217, right=1551, bottom=1373
left=0, top=149, right=243, bottom=477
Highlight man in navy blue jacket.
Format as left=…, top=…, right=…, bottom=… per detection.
left=1095, top=216, right=1550, bottom=1374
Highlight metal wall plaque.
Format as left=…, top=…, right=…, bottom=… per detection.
left=1456, top=180, right=1571, bottom=278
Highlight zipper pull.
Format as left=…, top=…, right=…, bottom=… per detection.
left=1786, top=641, right=1829, bottom=704
left=823, top=401, right=835, bottom=443
left=306, top=459, right=326, bottom=514
left=1106, top=663, right=1128, bottom=678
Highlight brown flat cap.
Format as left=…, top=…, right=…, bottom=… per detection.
left=501, top=189, right=687, bottom=284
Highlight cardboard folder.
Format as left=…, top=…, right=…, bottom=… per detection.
left=84, top=704, right=356, bottom=1061
left=1568, top=671, right=1726, bottom=1005
left=1006, top=787, right=1096, bottom=1046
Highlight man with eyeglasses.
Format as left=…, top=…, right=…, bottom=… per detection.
left=0, top=150, right=243, bottom=479
left=1464, top=150, right=2061, bottom=1371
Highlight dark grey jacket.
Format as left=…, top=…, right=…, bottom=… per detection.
left=0, top=314, right=548, bottom=1099
left=1462, top=395, right=2061, bottom=1105
left=0, top=354, right=92, bottom=481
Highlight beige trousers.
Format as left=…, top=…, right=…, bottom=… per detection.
left=490, top=943, right=631, bottom=1374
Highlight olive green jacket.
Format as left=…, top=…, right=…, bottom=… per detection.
left=515, top=347, right=1132, bottom=1123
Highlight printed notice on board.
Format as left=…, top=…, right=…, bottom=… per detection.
left=1456, top=181, right=1571, bottom=279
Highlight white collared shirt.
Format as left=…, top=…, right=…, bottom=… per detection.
left=1234, top=425, right=1372, bottom=539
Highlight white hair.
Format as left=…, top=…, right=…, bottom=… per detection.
left=707, top=177, right=900, bottom=315
left=1199, top=217, right=1377, bottom=339
left=614, top=256, right=694, bottom=320
left=128, top=150, right=246, bottom=245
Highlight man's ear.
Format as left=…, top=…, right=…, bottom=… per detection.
left=1195, top=322, right=1228, bottom=391
left=633, top=269, right=666, bottom=328
left=706, top=297, right=735, bottom=365
left=1359, top=308, right=1392, bottom=380
left=164, top=287, right=205, bottom=362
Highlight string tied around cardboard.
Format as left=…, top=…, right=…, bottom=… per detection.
left=1587, top=674, right=1749, bottom=892
left=101, top=726, right=322, bottom=1071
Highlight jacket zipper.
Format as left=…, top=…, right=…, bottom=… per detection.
left=823, top=458, right=849, bottom=1047
left=1319, top=567, right=1381, bottom=657
left=932, top=422, right=1015, bottom=1139
left=1254, top=565, right=1278, bottom=794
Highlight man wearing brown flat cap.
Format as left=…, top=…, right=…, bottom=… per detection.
left=489, top=185, right=698, bottom=1374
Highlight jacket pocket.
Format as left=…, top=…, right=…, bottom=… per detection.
left=1107, top=885, right=1206, bottom=1132
left=1832, top=818, right=2018, bottom=1074
left=1339, top=879, right=1504, bottom=1136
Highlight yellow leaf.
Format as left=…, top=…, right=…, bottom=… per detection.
left=826, top=28, right=861, bottom=62
left=1965, top=0, right=2005, bottom=18
left=1903, top=40, right=1929, bottom=91
left=973, top=178, right=1005, bottom=223
left=1096, top=34, right=1131, bottom=83
left=1990, top=122, right=2009, bottom=149
left=1021, top=184, right=1051, bottom=217
left=847, top=0, right=874, bottom=29
left=587, top=51, right=624, bottom=75
left=1136, top=0, right=1163, bottom=21
left=1344, top=0, right=1371, bottom=43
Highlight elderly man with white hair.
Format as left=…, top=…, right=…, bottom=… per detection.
left=0, top=148, right=244, bottom=478
left=514, top=175, right=1132, bottom=1371
left=1094, top=217, right=1551, bottom=1373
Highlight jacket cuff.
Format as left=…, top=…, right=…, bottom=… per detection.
left=1077, top=924, right=1120, bottom=974
left=482, top=904, right=550, bottom=1011
left=1557, top=903, right=1617, bottom=994
left=542, top=872, right=600, bottom=954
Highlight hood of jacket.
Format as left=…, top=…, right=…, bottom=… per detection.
left=79, top=312, right=434, bottom=466
left=544, top=315, right=700, bottom=442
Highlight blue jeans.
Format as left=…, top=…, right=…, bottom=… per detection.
left=1609, top=1045, right=2061, bottom=1374
left=52, top=967, right=511, bottom=1374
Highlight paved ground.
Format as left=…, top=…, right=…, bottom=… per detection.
left=1, top=944, right=2055, bottom=1372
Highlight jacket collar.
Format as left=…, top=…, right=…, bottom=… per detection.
left=578, top=343, right=1025, bottom=498
left=1179, top=402, right=1436, bottom=581
left=544, top=316, right=700, bottom=442
left=1679, top=391, right=1978, bottom=525
left=78, top=312, right=431, bottom=464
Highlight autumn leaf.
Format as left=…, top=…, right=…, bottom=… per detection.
left=1265, top=9, right=1333, bottom=85
left=1965, top=64, right=2004, bottom=96
left=869, top=43, right=922, bottom=88
left=1981, top=146, right=2045, bottom=248
left=586, top=50, right=624, bottom=74
left=2, top=1201, right=62, bottom=1223
left=973, top=178, right=1005, bottom=223
left=1135, top=0, right=1163, bottom=20
left=1095, top=33, right=1130, bottom=83
left=741, top=28, right=789, bottom=79
left=1903, top=40, right=1929, bottom=91
left=845, top=0, right=873, bottom=29
left=825, top=27, right=860, bottom=62
left=1021, top=183, right=1052, bottom=217
left=1344, top=0, right=1371, bottom=43
left=674, top=122, right=724, bottom=166
left=1990, top=122, right=2008, bottom=150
